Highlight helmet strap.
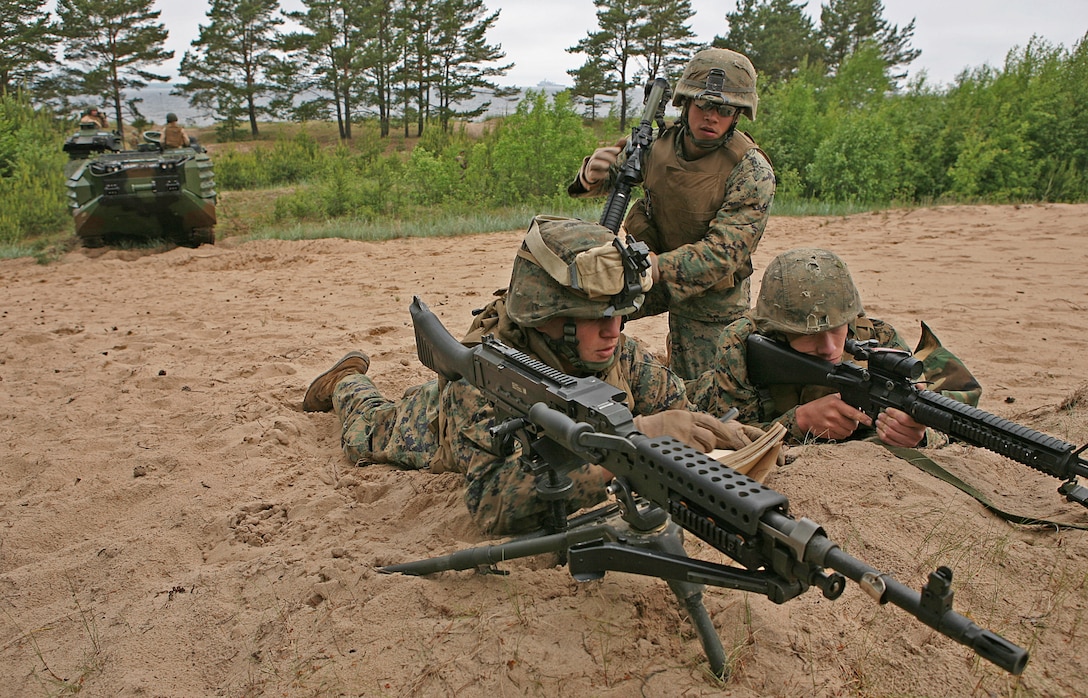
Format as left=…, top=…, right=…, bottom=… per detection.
left=537, top=322, right=616, bottom=376
left=563, top=320, right=578, bottom=348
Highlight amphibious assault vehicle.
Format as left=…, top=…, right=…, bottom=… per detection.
left=62, top=124, right=217, bottom=247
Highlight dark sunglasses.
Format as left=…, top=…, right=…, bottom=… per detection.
left=693, top=100, right=738, bottom=118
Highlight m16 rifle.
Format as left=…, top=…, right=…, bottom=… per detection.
left=379, top=297, right=1028, bottom=678
left=746, top=334, right=1088, bottom=507
left=599, top=77, right=671, bottom=233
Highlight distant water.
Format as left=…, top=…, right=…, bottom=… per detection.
left=128, top=81, right=574, bottom=128
left=127, top=85, right=212, bottom=126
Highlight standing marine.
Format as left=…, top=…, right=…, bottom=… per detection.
left=569, top=48, right=776, bottom=380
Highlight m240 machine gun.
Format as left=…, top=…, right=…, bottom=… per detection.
left=379, top=298, right=1028, bottom=678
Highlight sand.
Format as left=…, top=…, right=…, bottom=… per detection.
left=2, top=203, right=1086, bottom=696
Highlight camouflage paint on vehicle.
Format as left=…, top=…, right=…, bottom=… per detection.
left=63, top=125, right=217, bottom=247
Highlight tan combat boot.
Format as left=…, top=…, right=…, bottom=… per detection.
left=303, top=351, right=370, bottom=412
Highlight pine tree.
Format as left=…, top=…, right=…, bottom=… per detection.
left=715, top=0, right=822, bottom=84
left=636, top=0, right=699, bottom=84
left=819, top=0, right=919, bottom=82
left=176, top=0, right=283, bottom=138
left=570, top=0, right=648, bottom=130
left=430, top=0, right=511, bottom=132
left=281, top=0, right=366, bottom=138
left=55, top=0, right=172, bottom=140
left=360, top=0, right=402, bottom=138
left=568, top=56, right=616, bottom=120
left=0, top=0, right=58, bottom=95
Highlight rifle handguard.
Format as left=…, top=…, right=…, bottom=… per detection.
left=599, top=77, right=671, bottom=233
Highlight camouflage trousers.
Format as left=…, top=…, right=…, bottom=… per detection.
left=332, top=374, right=439, bottom=470
left=666, top=313, right=737, bottom=382
left=331, top=373, right=610, bottom=535
left=632, top=291, right=740, bottom=381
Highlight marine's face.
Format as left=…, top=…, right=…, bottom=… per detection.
left=538, top=316, right=623, bottom=363
left=786, top=324, right=849, bottom=363
left=686, top=99, right=737, bottom=144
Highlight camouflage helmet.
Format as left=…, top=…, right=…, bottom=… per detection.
left=506, top=215, right=652, bottom=327
left=166, top=112, right=178, bottom=123
left=753, top=248, right=864, bottom=335
left=672, top=48, right=758, bottom=121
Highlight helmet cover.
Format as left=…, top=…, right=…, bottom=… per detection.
left=506, top=215, right=651, bottom=327
left=672, top=48, right=758, bottom=121
left=753, top=248, right=864, bottom=335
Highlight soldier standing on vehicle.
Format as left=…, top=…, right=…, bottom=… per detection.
left=80, top=107, right=109, bottom=129
left=302, top=216, right=769, bottom=535
left=569, top=48, right=776, bottom=381
left=162, top=113, right=190, bottom=149
left=686, top=247, right=982, bottom=447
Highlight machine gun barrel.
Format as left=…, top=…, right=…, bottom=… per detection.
left=763, top=510, right=1028, bottom=674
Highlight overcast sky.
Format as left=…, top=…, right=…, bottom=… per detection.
left=152, top=0, right=1087, bottom=88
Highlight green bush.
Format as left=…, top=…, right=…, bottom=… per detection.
left=213, top=131, right=326, bottom=189
left=807, top=108, right=905, bottom=203
left=272, top=145, right=403, bottom=222
left=0, top=95, right=69, bottom=245
left=487, top=90, right=596, bottom=206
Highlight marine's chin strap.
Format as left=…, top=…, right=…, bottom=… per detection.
left=533, top=317, right=622, bottom=378
left=539, top=321, right=620, bottom=376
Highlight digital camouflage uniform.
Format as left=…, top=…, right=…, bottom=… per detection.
left=686, top=247, right=982, bottom=444
left=330, top=218, right=691, bottom=535
left=570, top=48, right=775, bottom=380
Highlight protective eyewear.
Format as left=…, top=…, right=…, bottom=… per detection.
left=693, top=100, right=738, bottom=118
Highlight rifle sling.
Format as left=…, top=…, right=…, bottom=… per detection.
left=883, top=445, right=1088, bottom=531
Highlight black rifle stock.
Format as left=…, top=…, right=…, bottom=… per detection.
left=599, top=77, right=671, bottom=233
left=393, top=297, right=1028, bottom=675
left=746, top=334, right=1088, bottom=507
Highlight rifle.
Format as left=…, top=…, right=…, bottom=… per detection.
left=746, top=334, right=1088, bottom=507
left=380, top=297, right=1028, bottom=677
left=599, top=77, right=671, bottom=233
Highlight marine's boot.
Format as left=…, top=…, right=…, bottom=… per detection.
left=303, top=351, right=371, bottom=412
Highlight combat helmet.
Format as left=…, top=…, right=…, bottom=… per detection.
left=672, top=48, right=758, bottom=121
left=166, top=112, right=178, bottom=123
left=506, top=215, right=652, bottom=328
left=753, top=248, right=864, bottom=335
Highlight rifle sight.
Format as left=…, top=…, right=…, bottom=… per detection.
left=845, top=339, right=923, bottom=381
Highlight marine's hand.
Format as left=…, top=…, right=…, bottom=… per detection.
left=875, top=407, right=926, bottom=447
left=795, top=393, right=873, bottom=441
left=580, top=139, right=626, bottom=186
left=634, top=410, right=729, bottom=453
left=712, top=418, right=768, bottom=451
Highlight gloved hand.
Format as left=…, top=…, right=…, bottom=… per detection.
left=715, top=419, right=769, bottom=451
left=634, top=410, right=761, bottom=453
left=579, top=139, right=626, bottom=187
